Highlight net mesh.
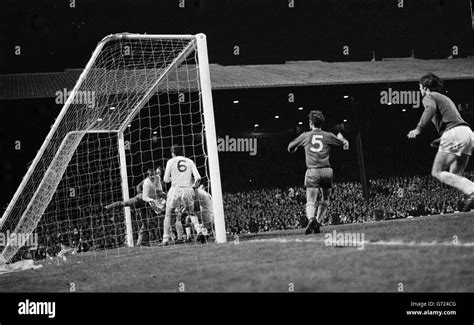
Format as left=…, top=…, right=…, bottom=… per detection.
left=0, top=35, right=211, bottom=262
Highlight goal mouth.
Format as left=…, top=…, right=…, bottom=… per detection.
left=1, top=33, right=226, bottom=263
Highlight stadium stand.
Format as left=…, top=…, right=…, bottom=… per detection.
left=223, top=173, right=468, bottom=235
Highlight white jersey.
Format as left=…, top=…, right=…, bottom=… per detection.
left=142, top=175, right=164, bottom=202
left=164, top=156, right=200, bottom=187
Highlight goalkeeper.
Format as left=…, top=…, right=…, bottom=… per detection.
left=105, top=168, right=165, bottom=245
left=142, top=166, right=167, bottom=214
left=104, top=168, right=156, bottom=211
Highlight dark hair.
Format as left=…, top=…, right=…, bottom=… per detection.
left=146, top=168, right=154, bottom=176
left=171, top=145, right=184, bottom=156
left=420, top=73, right=444, bottom=92
left=308, top=110, right=325, bottom=128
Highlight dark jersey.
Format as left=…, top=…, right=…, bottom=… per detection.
left=288, top=130, right=345, bottom=168
left=416, top=92, right=468, bottom=136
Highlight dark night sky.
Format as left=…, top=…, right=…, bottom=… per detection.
left=1, top=0, right=473, bottom=73
left=0, top=0, right=473, bottom=210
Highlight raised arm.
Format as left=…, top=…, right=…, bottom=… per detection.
left=336, top=132, right=349, bottom=150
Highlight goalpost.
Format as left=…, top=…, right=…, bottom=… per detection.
left=0, top=33, right=226, bottom=263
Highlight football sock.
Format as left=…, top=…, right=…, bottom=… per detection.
left=175, top=220, right=185, bottom=240
left=316, top=201, right=329, bottom=224
left=306, top=202, right=316, bottom=220
left=185, top=227, right=191, bottom=239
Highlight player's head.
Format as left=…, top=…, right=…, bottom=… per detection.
left=155, top=166, right=162, bottom=177
left=170, top=145, right=184, bottom=157
left=308, top=110, right=325, bottom=129
left=419, top=73, right=444, bottom=96
left=146, top=168, right=156, bottom=177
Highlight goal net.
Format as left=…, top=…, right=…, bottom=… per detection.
left=0, top=33, right=226, bottom=263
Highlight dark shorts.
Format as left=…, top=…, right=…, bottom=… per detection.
left=125, top=195, right=146, bottom=209
left=304, top=167, right=333, bottom=189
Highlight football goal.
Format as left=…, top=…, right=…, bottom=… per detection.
left=0, top=33, right=226, bottom=263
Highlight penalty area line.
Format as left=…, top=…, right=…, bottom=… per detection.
left=247, top=237, right=474, bottom=247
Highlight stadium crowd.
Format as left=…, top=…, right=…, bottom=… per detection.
left=23, top=173, right=468, bottom=260
left=223, top=173, right=468, bottom=234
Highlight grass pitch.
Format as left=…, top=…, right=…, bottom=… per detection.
left=0, top=213, right=473, bottom=292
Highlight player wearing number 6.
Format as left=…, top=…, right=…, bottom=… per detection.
left=161, top=145, right=201, bottom=245
left=288, top=110, right=349, bottom=235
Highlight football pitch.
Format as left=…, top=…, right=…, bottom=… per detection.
left=1, top=213, right=473, bottom=292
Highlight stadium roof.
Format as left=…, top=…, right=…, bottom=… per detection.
left=1, top=58, right=474, bottom=100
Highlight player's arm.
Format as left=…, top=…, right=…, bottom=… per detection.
left=191, top=161, right=201, bottom=188
left=408, top=96, right=436, bottom=138
left=336, top=132, right=349, bottom=150
left=288, top=133, right=305, bottom=153
left=136, top=180, right=144, bottom=194
left=163, top=160, right=172, bottom=183
left=156, top=175, right=167, bottom=199
left=326, top=132, right=347, bottom=149
left=157, top=167, right=166, bottom=191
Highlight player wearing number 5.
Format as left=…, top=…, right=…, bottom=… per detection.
left=161, top=145, right=201, bottom=245
left=288, top=110, right=349, bottom=235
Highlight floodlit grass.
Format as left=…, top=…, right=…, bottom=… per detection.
left=0, top=213, right=472, bottom=292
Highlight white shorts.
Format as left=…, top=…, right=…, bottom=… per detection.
left=439, top=125, right=472, bottom=156
left=166, top=187, right=195, bottom=209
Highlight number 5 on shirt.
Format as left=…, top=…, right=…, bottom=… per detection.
left=310, top=135, right=323, bottom=152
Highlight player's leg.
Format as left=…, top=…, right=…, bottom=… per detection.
left=135, top=198, right=150, bottom=246
left=105, top=195, right=139, bottom=210
left=432, top=151, right=474, bottom=209
left=198, top=191, right=214, bottom=236
left=105, top=201, right=124, bottom=210
left=316, top=168, right=333, bottom=226
left=161, top=205, right=174, bottom=245
left=431, top=126, right=474, bottom=210
left=304, top=187, right=319, bottom=235
left=432, top=127, right=474, bottom=192
left=306, top=187, right=318, bottom=220
left=431, top=151, right=474, bottom=192
left=137, top=225, right=146, bottom=246
left=161, top=187, right=178, bottom=245
left=184, top=214, right=193, bottom=241
left=174, top=213, right=185, bottom=241
left=173, top=192, right=187, bottom=241
left=316, top=188, right=330, bottom=224
left=136, top=209, right=144, bottom=246
left=449, top=154, right=469, bottom=176
left=185, top=188, right=208, bottom=243
left=304, top=168, right=321, bottom=235
left=138, top=207, right=154, bottom=246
